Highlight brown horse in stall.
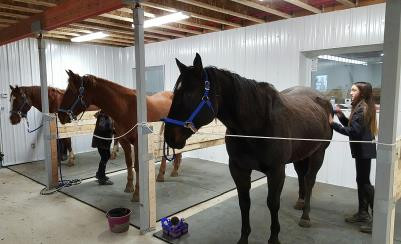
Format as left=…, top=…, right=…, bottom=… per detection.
left=8, top=85, right=109, bottom=165
left=57, top=70, right=182, bottom=201
left=164, top=54, right=333, bottom=244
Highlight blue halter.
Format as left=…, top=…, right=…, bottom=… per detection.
left=162, top=70, right=214, bottom=133
left=58, top=77, right=88, bottom=121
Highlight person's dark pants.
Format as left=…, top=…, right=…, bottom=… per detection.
left=96, top=148, right=111, bottom=179
left=355, top=158, right=375, bottom=213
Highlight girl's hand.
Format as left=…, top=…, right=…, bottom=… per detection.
left=329, top=113, right=334, bottom=125
left=335, top=106, right=343, bottom=117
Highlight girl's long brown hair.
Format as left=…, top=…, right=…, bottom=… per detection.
left=349, top=82, right=377, bottom=136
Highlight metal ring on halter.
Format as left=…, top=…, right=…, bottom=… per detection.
left=184, top=122, right=197, bottom=133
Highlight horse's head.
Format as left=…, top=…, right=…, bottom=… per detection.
left=164, top=53, right=217, bottom=149
left=58, top=70, right=93, bottom=124
left=9, top=85, right=32, bottom=125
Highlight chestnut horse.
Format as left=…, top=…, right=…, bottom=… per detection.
left=58, top=70, right=182, bottom=201
left=164, top=54, right=333, bottom=244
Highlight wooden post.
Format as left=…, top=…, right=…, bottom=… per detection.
left=50, top=116, right=58, bottom=186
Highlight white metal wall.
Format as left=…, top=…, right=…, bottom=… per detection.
left=0, top=39, right=129, bottom=166
left=122, top=3, right=386, bottom=189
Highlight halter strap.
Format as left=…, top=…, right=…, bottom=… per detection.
left=58, top=77, right=88, bottom=121
left=162, top=69, right=214, bottom=133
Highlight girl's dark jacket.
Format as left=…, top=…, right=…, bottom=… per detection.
left=332, top=103, right=377, bottom=159
left=92, top=112, right=113, bottom=150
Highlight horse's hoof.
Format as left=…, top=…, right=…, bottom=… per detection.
left=124, top=185, right=134, bottom=193
left=294, top=199, right=305, bottom=210
left=298, top=218, right=311, bottom=228
left=156, top=175, right=164, bottom=182
left=67, top=162, right=74, bottom=167
left=131, top=194, right=139, bottom=202
left=170, top=171, right=179, bottom=177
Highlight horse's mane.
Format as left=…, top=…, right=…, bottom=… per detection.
left=85, top=75, right=136, bottom=96
left=206, top=66, right=279, bottom=121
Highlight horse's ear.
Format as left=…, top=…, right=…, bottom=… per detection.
left=193, top=53, right=203, bottom=71
left=175, top=58, right=187, bottom=73
left=9, top=85, right=14, bottom=91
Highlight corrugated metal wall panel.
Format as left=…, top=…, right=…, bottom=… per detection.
left=122, top=3, right=386, bottom=189
left=0, top=39, right=126, bottom=166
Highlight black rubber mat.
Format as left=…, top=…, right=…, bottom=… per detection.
left=60, top=158, right=265, bottom=228
left=154, top=177, right=401, bottom=244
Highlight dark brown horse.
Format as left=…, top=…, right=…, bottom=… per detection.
left=163, top=54, right=333, bottom=244
left=57, top=70, right=182, bottom=201
left=8, top=85, right=105, bottom=166
left=9, top=85, right=76, bottom=165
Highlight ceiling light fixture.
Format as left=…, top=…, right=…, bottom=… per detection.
left=71, top=32, right=109, bottom=42
left=132, top=12, right=189, bottom=29
left=318, top=55, right=368, bottom=66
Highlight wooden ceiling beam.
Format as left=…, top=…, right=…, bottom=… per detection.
left=84, top=18, right=185, bottom=38
left=177, top=20, right=220, bottom=31
left=0, top=0, right=125, bottom=46
left=12, top=0, right=56, bottom=8
left=0, top=18, right=18, bottom=24
left=44, top=33, right=131, bottom=47
left=283, top=0, right=321, bottom=14
left=336, top=0, right=356, bottom=7
left=230, top=0, right=291, bottom=19
left=0, top=11, right=29, bottom=19
left=69, top=23, right=170, bottom=41
left=49, top=29, right=134, bottom=45
left=0, top=3, right=42, bottom=13
left=98, top=13, right=200, bottom=35
left=174, top=0, right=265, bottom=24
left=141, top=2, right=241, bottom=28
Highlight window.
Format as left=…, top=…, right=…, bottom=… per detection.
left=311, top=51, right=382, bottom=106
left=132, top=65, right=165, bottom=95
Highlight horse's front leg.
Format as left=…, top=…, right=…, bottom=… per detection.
left=170, top=153, right=182, bottom=177
left=120, top=139, right=134, bottom=193
left=157, top=157, right=167, bottom=182
left=132, top=142, right=140, bottom=202
left=266, top=165, right=285, bottom=244
left=229, top=161, right=251, bottom=244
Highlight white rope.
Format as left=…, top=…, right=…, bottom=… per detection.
left=92, top=123, right=140, bottom=140
left=195, top=131, right=396, bottom=147
left=91, top=121, right=397, bottom=147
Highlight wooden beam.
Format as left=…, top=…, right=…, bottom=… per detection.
left=0, top=0, right=125, bottom=46
left=50, top=29, right=134, bottom=44
left=44, top=33, right=130, bottom=47
left=174, top=0, right=265, bottom=24
left=84, top=17, right=186, bottom=38
left=0, top=11, right=29, bottom=19
left=69, top=23, right=170, bottom=41
left=0, top=18, right=18, bottom=24
left=177, top=20, right=220, bottom=31
left=157, top=24, right=202, bottom=35
left=0, top=3, right=42, bottom=13
left=100, top=12, right=201, bottom=35
left=141, top=2, right=241, bottom=28
left=283, top=0, right=322, bottom=14
left=12, top=0, right=56, bottom=8
left=0, top=23, right=9, bottom=28
left=336, top=0, right=356, bottom=7
left=117, top=7, right=155, bottom=18
left=230, top=0, right=291, bottom=19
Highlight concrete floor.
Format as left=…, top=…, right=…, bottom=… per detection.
left=0, top=168, right=164, bottom=244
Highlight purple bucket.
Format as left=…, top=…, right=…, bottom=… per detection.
left=106, top=208, right=131, bottom=233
